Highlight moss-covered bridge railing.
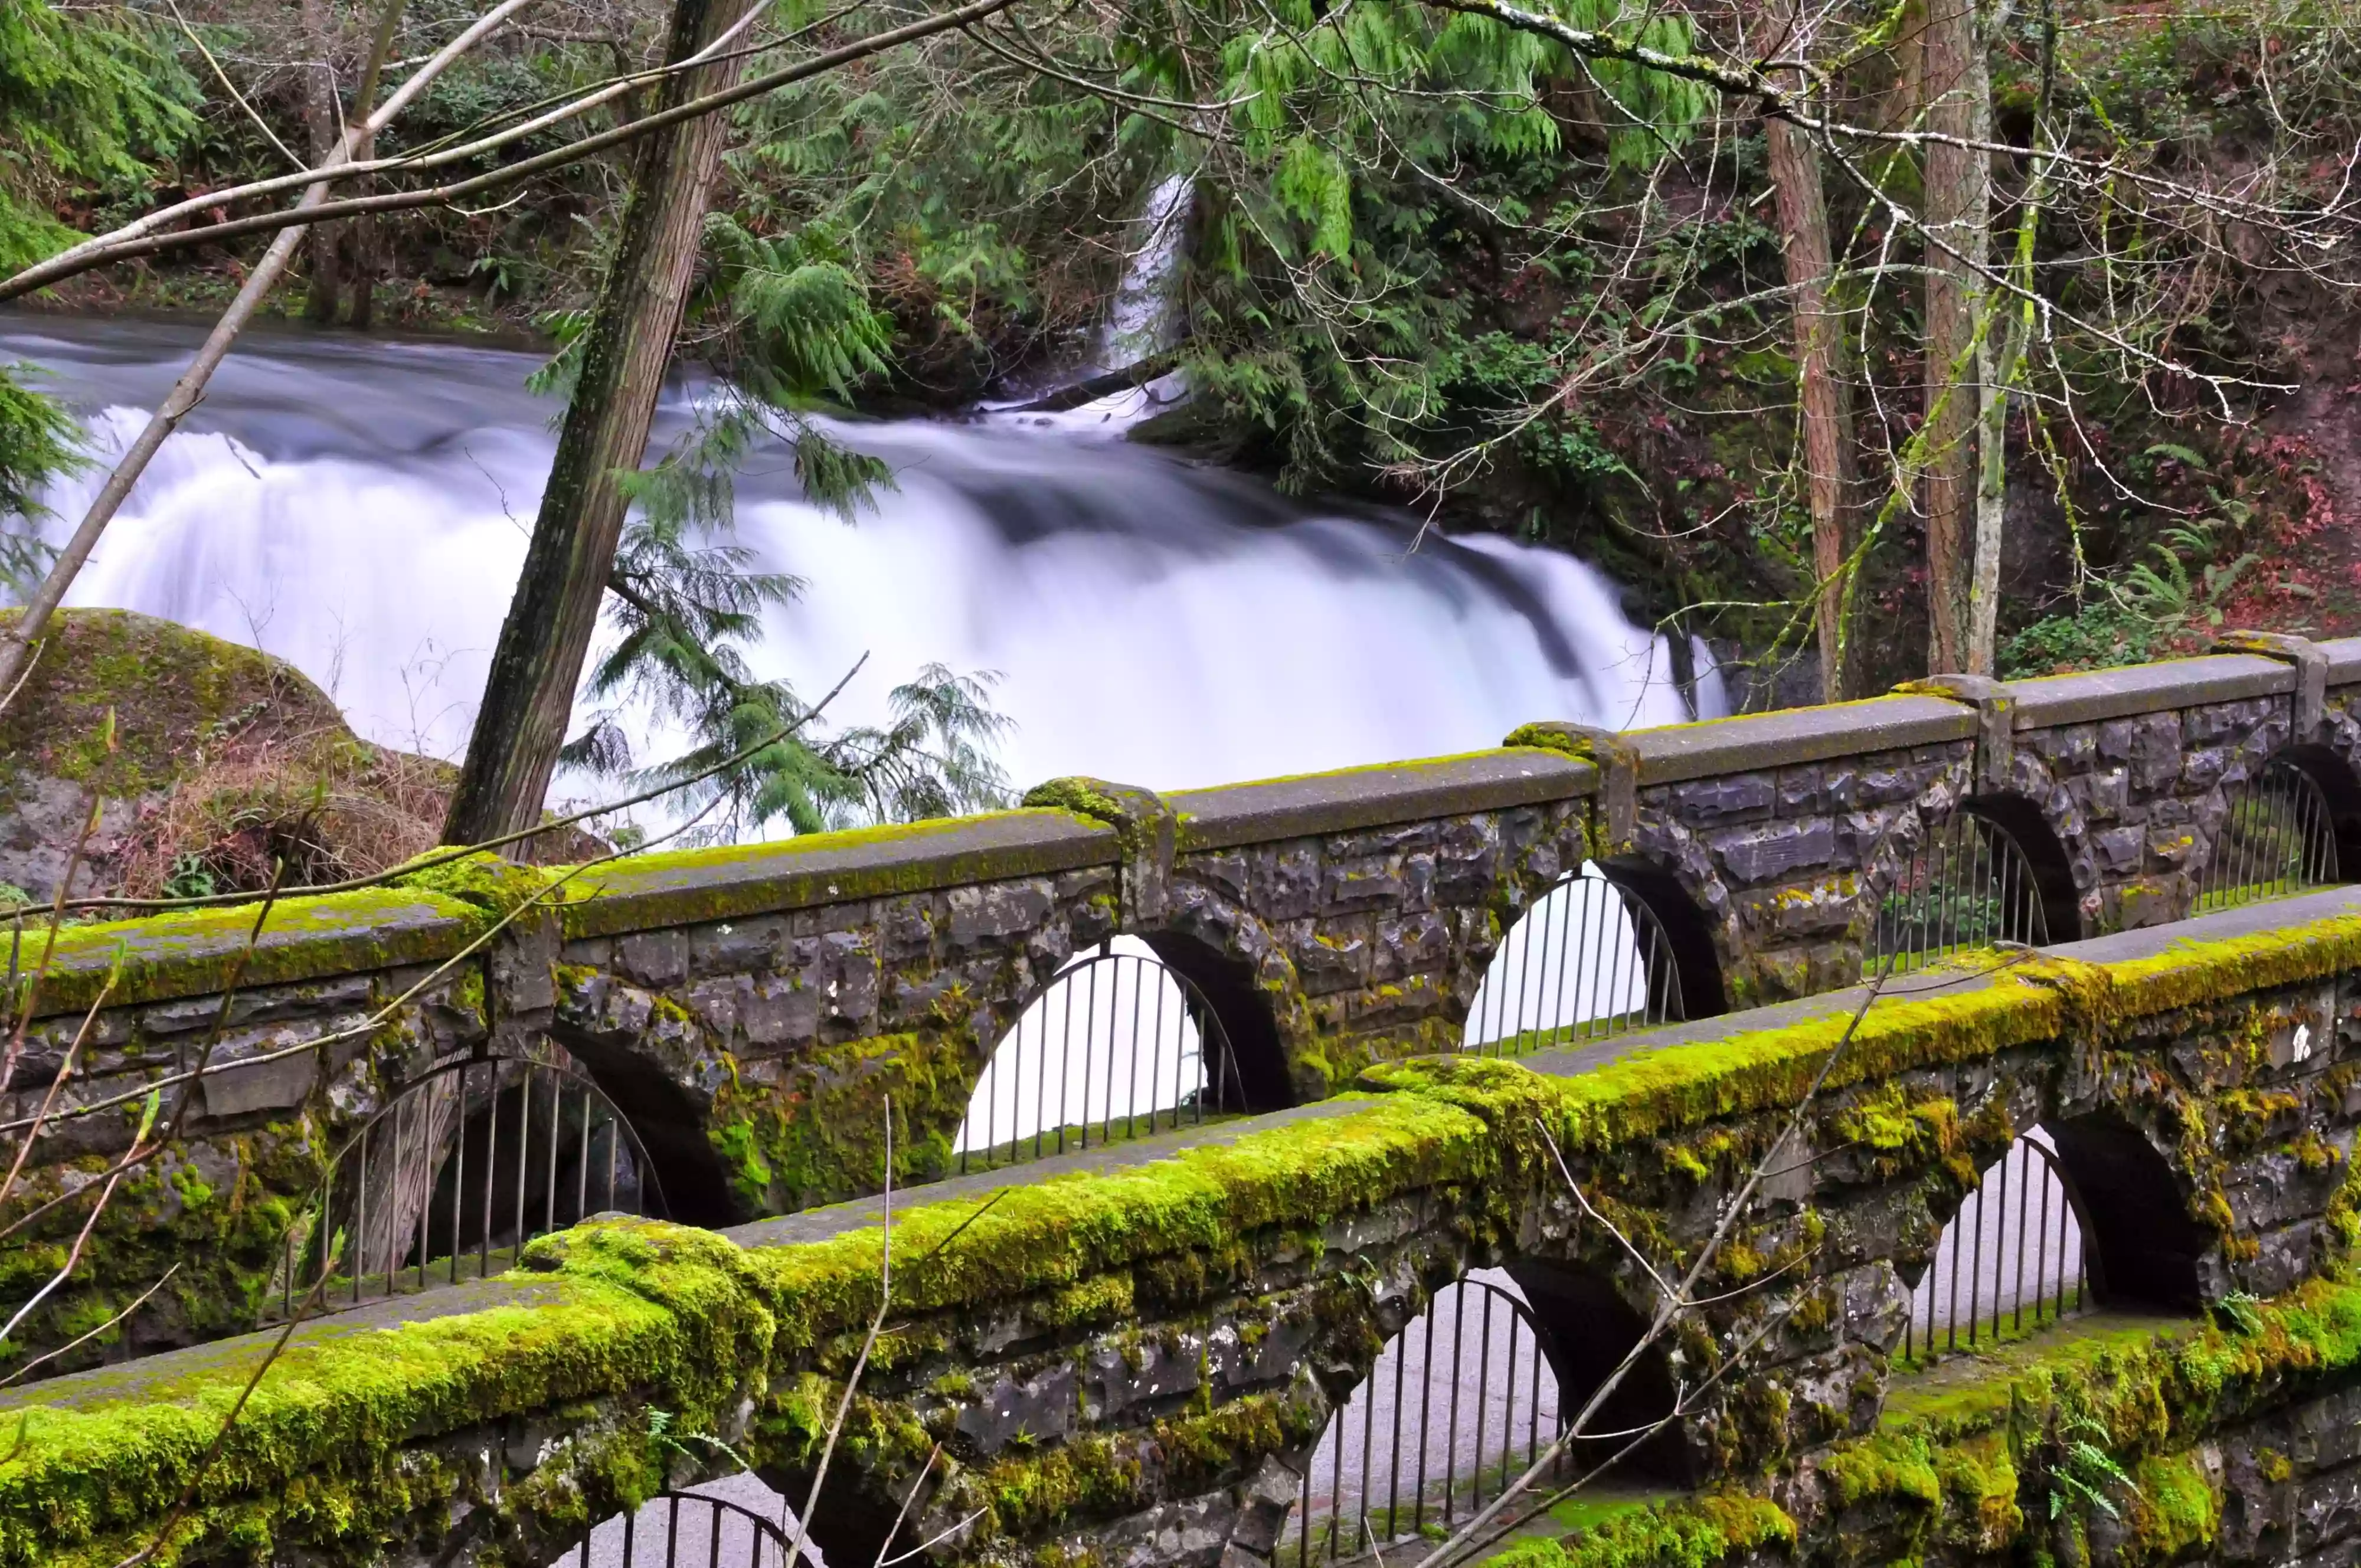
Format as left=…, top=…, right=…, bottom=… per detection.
left=21, top=639, right=2361, bottom=1384
left=11, top=885, right=2361, bottom=1567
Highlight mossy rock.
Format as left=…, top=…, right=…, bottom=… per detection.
left=0, top=607, right=346, bottom=798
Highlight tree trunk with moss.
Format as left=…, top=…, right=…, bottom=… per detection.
left=440, top=0, right=758, bottom=846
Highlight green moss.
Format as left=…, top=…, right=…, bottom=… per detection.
left=2126, top=1451, right=2219, bottom=1560
left=0, top=609, right=345, bottom=799
left=707, top=1030, right=973, bottom=1214
left=15, top=886, right=489, bottom=1020
left=386, top=850, right=558, bottom=916
left=1493, top=1490, right=1795, bottom=1568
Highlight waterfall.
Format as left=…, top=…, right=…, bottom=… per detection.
left=1, top=314, right=1719, bottom=819
left=1095, top=172, right=1192, bottom=371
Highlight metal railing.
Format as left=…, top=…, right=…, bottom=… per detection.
left=1282, top=1271, right=1562, bottom=1565
left=1903, top=1129, right=2088, bottom=1361
left=279, top=1049, right=662, bottom=1315
left=1869, top=809, right=2052, bottom=976
left=951, top=939, right=1245, bottom=1174
left=560, top=1487, right=797, bottom=1567
left=1463, top=867, right=1683, bottom=1057
left=2195, top=755, right=2339, bottom=912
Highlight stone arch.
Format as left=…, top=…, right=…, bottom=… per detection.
left=1593, top=853, right=1729, bottom=1020
left=551, top=1023, right=744, bottom=1226
left=946, top=934, right=1286, bottom=1173
left=1155, top=796, right=1592, bottom=1099
left=1461, top=862, right=1704, bottom=1056
left=1958, top=791, right=2084, bottom=944
left=2192, top=741, right=2357, bottom=909
left=2275, top=741, right=2361, bottom=875
left=1274, top=1256, right=1685, bottom=1564
left=1901, top=1126, right=2092, bottom=1361
left=1855, top=781, right=2078, bottom=973
left=1139, top=928, right=1296, bottom=1111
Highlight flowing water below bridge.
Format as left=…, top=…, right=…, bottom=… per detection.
left=0, top=312, right=1718, bottom=808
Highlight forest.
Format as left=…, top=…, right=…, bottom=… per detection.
left=0, top=0, right=2358, bottom=863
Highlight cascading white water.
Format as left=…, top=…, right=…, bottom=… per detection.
left=1, top=314, right=1720, bottom=813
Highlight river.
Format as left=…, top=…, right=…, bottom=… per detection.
left=1, top=313, right=1718, bottom=811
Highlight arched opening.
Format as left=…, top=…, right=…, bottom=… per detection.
left=1141, top=928, right=1296, bottom=1111
left=2196, top=747, right=2356, bottom=912
left=1904, top=1118, right=2203, bottom=1364
left=555, top=1025, right=746, bottom=1227
left=1903, top=1128, right=2088, bottom=1361
left=1869, top=794, right=2077, bottom=976
left=2046, top=1114, right=2207, bottom=1311
left=276, top=1050, right=662, bottom=1317
left=950, top=936, right=1265, bottom=1175
left=1595, top=855, right=1728, bottom=1019
left=1279, top=1262, right=1682, bottom=1564
left=556, top=1475, right=816, bottom=1566
left=1463, top=865, right=1686, bottom=1056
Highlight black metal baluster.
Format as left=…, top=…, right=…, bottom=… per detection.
left=1473, top=1289, right=1495, bottom=1509
left=1414, top=1300, right=1436, bottom=1533
left=1444, top=1284, right=1465, bottom=1523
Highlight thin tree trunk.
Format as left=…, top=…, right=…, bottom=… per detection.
left=299, top=0, right=344, bottom=325
left=1920, top=0, right=1990, bottom=673
left=345, top=1, right=406, bottom=332
left=441, top=0, right=761, bottom=845
left=1765, top=103, right=1859, bottom=701
left=1968, top=137, right=2048, bottom=673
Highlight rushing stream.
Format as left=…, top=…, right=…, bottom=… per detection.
left=1, top=313, right=1718, bottom=804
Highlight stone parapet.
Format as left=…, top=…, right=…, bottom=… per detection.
left=11, top=892, right=2361, bottom=1568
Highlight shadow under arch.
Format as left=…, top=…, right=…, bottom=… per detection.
left=2044, top=1114, right=2206, bottom=1311
left=1139, top=928, right=1297, bottom=1112
left=550, top=1024, right=747, bottom=1227
left=1592, top=854, right=1728, bottom=1020
left=1507, top=1258, right=1690, bottom=1484
left=1959, top=791, right=2084, bottom=946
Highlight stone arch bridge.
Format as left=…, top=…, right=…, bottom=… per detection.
left=10, top=640, right=2361, bottom=1566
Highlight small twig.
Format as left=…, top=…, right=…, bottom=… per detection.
left=113, top=1261, right=340, bottom=1568
left=870, top=1442, right=941, bottom=1568
left=876, top=1508, right=987, bottom=1566
left=0, top=961, right=119, bottom=1210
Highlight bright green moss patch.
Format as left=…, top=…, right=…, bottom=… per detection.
left=16, top=885, right=489, bottom=1017
left=0, top=1219, right=777, bottom=1567
left=1485, top=1490, right=1795, bottom=1568
left=557, top=810, right=1117, bottom=940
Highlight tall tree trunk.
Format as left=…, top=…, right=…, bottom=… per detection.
left=1765, top=102, right=1859, bottom=701
left=1920, top=0, right=1990, bottom=673
left=298, top=0, right=343, bottom=325
left=342, top=1, right=404, bottom=332
left=440, top=0, right=759, bottom=845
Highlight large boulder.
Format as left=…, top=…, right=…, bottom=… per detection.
left=0, top=608, right=446, bottom=902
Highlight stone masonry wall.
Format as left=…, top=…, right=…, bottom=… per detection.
left=11, top=894, right=2361, bottom=1568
